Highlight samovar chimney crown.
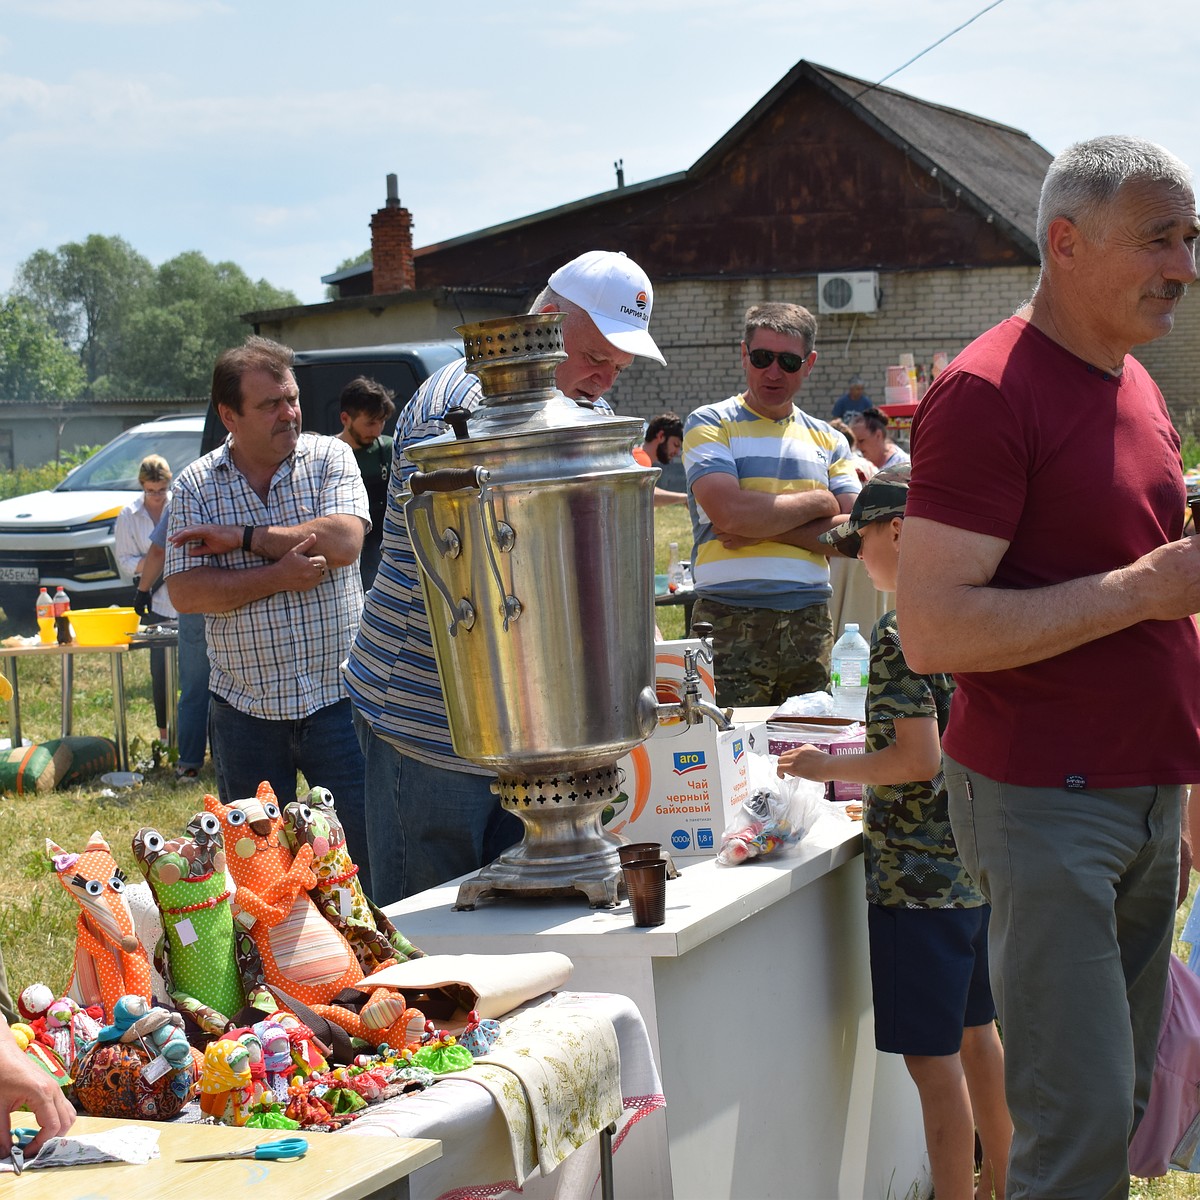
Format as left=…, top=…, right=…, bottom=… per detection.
left=456, top=313, right=567, bottom=405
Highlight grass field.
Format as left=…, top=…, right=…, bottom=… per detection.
left=0, top=648, right=213, bottom=994
left=1, top=509, right=1197, bottom=1196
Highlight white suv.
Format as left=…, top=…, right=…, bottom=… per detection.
left=0, top=414, right=204, bottom=628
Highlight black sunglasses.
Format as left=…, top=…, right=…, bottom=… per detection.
left=747, top=348, right=807, bottom=373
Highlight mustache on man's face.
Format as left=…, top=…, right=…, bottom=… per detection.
left=1148, top=282, right=1189, bottom=300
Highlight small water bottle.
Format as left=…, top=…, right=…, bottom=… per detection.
left=667, top=542, right=684, bottom=592
left=52, top=586, right=72, bottom=645
left=830, top=622, right=871, bottom=719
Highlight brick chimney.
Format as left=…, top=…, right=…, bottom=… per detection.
left=370, top=173, right=415, bottom=294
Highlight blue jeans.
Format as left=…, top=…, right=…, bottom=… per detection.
left=176, top=612, right=209, bottom=770
left=945, top=755, right=1180, bottom=1200
left=210, top=695, right=371, bottom=898
left=352, top=705, right=522, bottom=907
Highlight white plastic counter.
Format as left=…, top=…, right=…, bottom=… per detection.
left=384, top=815, right=929, bottom=1199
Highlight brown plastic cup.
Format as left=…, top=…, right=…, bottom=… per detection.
left=623, top=858, right=667, bottom=927
left=618, top=841, right=663, bottom=866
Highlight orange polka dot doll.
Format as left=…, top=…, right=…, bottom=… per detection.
left=47, top=831, right=153, bottom=1022
left=207, top=786, right=423, bottom=1053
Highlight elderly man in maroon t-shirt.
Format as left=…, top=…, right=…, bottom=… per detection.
left=898, top=136, right=1200, bottom=1199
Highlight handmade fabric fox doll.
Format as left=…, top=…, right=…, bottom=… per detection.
left=282, top=788, right=424, bottom=975
left=132, top=810, right=274, bottom=1037
left=207, top=786, right=424, bottom=1052
left=47, top=831, right=153, bottom=1022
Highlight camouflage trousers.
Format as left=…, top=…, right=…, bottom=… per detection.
left=691, top=597, right=833, bottom=708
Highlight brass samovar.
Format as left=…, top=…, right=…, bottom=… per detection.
left=405, top=313, right=659, bottom=907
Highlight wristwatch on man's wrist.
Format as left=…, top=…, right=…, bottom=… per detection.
left=242, top=525, right=254, bottom=553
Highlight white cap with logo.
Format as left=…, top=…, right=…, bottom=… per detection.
left=548, top=250, right=666, bottom=366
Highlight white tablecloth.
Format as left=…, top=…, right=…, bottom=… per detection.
left=339, top=990, right=665, bottom=1200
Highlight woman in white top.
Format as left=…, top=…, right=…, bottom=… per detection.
left=114, top=455, right=175, bottom=741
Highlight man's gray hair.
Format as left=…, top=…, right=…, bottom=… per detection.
left=743, top=302, right=818, bottom=354
left=1036, top=135, right=1194, bottom=262
left=529, top=284, right=573, bottom=315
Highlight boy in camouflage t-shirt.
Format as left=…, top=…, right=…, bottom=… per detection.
left=777, top=464, right=1011, bottom=1200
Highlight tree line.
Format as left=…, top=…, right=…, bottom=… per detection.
left=0, top=234, right=299, bottom=402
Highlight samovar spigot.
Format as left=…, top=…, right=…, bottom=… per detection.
left=654, top=621, right=734, bottom=732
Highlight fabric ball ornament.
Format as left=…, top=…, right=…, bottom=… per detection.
left=73, top=1038, right=194, bottom=1120
left=18, top=983, right=54, bottom=1022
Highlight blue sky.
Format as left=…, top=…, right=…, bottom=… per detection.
left=1, top=0, right=1197, bottom=305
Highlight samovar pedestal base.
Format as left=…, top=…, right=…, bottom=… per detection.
left=454, top=850, right=622, bottom=910
left=453, top=763, right=627, bottom=910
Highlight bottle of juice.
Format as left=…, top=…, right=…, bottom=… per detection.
left=35, top=587, right=55, bottom=644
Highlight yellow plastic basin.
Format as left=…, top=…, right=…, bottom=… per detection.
left=68, top=607, right=141, bottom=646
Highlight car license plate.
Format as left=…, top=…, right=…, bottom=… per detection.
left=0, top=567, right=38, bottom=583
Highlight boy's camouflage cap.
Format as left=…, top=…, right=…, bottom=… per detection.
left=820, top=462, right=911, bottom=558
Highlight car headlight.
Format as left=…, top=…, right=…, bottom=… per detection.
left=72, top=545, right=119, bottom=582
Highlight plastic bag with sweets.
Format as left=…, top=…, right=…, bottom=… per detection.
left=716, top=752, right=848, bottom=866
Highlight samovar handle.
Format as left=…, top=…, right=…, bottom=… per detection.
left=477, top=485, right=522, bottom=633
left=403, top=470, right=491, bottom=638
left=409, top=466, right=489, bottom=494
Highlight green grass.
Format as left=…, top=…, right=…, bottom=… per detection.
left=0, top=649, right=215, bottom=998
left=653, top=505, right=693, bottom=642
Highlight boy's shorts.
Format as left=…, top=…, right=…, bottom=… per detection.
left=867, top=902, right=995, bottom=1057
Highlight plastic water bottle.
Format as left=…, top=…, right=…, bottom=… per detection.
left=830, top=622, right=871, bottom=719
left=52, top=586, right=71, bottom=645
left=667, top=542, right=684, bottom=592
left=35, top=587, right=55, bottom=644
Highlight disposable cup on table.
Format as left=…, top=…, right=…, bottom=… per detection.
left=618, top=842, right=663, bottom=866
left=623, top=858, right=668, bottom=927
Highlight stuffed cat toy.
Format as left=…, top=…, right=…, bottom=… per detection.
left=132, top=810, right=274, bottom=1037
left=47, top=831, right=153, bottom=1022
left=282, top=787, right=424, bottom=975
left=208, top=786, right=424, bottom=1053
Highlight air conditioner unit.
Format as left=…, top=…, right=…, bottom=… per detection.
left=817, top=271, right=880, bottom=315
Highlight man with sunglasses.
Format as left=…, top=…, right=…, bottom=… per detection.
left=682, top=302, right=860, bottom=707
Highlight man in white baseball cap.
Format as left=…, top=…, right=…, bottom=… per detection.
left=345, top=249, right=666, bottom=905
left=546, top=249, right=666, bottom=367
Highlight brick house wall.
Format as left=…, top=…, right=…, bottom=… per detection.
left=608, top=267, right=1200, bottom=445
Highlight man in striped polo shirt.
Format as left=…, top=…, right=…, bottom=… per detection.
left=344, top=250, right=666, bottom=905
left=683, top=302, right=860, bottom=707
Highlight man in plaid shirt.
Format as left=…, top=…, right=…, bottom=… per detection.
left=166, top=335, right=374, bottom=895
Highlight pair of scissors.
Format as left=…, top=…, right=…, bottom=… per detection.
left=177, top=1136, right=308, bottom=1164
left=7, top=1127, right=37, bottom=1175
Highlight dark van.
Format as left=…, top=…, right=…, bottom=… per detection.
left=200, top=340, right=465, bottom=454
